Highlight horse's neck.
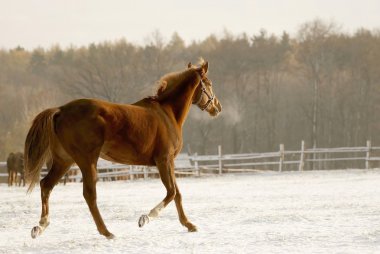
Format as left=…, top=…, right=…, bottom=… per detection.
left=164, top=81, right=198, bottom=127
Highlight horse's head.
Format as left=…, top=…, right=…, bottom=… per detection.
left=190, top=61, right=222, bottom=117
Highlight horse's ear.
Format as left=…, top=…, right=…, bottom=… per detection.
left=202, top=61, right=209, bottom=74
left=157, top=81, right=167, bottom=96
left=187, top=62, right=192, bottom=68
left=196, top=61, right=209, bottom=76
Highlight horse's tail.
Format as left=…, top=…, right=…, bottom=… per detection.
left=24, top=108, right=59, bottom=193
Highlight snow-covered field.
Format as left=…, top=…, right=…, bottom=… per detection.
left=1, top=169, right=380, bottom=254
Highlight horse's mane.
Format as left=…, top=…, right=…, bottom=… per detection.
left=149, top=59, right=205, bottom=102
left=156, top=70, right=193, bottom=97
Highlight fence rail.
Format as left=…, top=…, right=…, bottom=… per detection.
left=1, top=140, right=379, bottom=182
left=190, top=140, right=380, bottom=173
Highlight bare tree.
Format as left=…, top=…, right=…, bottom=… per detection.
left=295, top=19, right=340, bottom=167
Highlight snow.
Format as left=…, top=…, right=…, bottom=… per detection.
left=0, top=169, right=380, bottom=254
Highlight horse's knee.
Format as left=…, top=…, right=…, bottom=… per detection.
left=174, top=191, right=182, bottom=202
left=165, top=188, right=176, bottom=203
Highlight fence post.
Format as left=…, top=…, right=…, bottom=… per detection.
left=218, top=145, right=223, bottom=174
left=143, top=166, right=148, bottom=179
left=194, top=153, right=200, bottom=176
left=279, top=144, right=284, bottom=172
left=366, top=140, right=371, bottom=169
left=299, top=140, right=305, bottom=171
left=311, top=144, right=316, bottom=170
left=129, top=165, right=134, bottom=180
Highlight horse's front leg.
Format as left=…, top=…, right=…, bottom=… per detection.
left=138, top=158, right=176, bottom=227
left=173, top=182, right=197, bottom=232
left=138, top=158, right=197, bottom=232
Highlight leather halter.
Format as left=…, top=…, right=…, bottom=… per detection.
left=193, top=79, right=215, bottom=111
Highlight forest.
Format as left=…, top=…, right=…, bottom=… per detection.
left=1, top=19, right=379, bottom=159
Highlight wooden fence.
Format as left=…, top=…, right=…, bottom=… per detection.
left=1, top=140, right=379, bottom=182
left=191, top=140, right=380, bottom=174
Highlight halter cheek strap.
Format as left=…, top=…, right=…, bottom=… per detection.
left=193, top=80, right=215, bottom=111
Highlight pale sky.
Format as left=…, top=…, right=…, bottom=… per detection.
left=0, top=0, right=379, bottom=49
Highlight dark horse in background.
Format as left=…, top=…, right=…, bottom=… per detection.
left=24, top=60, right=222, bottom=239
left=7, top=152, right=25, bottom=187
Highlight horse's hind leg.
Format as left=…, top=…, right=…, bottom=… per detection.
left=31, top=157, right=72, bottom=238
left=77, top=159, right=114, bottom=239
left=18, top=173, right=22, bottom=187
left=61, top=143, right=114, bottom=239
left=9, top=171, right=14, bottom=186
left=63, top=173, right=68, bottom=185
left=11, top=171, right=17, bottom=186
left=7, top=171, right=11, bottom=187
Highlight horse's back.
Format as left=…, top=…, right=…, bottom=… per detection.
left=56, top=98, right=147, bottom=136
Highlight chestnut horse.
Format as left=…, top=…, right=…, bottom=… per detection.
left=7, top=152, right=24, bottom=186
left=7, top=152, right=17, bottom=186
left=24, top=60, right=222, bottom=239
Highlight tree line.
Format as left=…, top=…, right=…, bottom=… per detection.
left=1, top=19, right=379, bottom=160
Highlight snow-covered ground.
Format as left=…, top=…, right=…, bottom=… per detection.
left=0, top=169, right=380, bottom=254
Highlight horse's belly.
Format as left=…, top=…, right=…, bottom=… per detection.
left=100, top=141, right=155, bottom=166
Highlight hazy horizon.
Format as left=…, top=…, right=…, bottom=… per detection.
left=0, top=0, right=379, bottom=50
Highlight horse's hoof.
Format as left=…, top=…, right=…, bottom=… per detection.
left=187, top=224, right=198, bottom=232
left=105, top=233, right=115, bottom=240
left=31, top=226, right=42, bottom=239
left=138, top=215, right=150, bottom=228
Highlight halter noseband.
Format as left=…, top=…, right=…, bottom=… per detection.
left=193, top=79, right=215, bottom=111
